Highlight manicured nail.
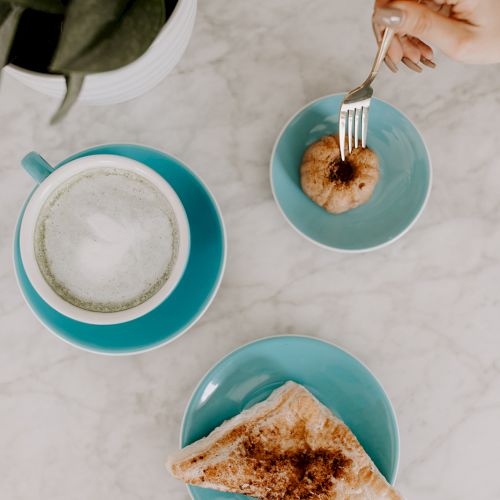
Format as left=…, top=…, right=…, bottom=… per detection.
left=420, top=56, right=436, bottom=68
left=384, top=56, right=398, bottom=73
left=373, top=7, right=404, bottom=27
left=402, top=57, right=423, bottom=73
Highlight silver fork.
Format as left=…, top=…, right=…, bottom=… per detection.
left=338, top=27, right=394, bottom=161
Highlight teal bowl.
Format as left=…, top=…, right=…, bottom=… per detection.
left=181, top=336, right=400, bottom=499
left=270, top=94, right=431, bottom=252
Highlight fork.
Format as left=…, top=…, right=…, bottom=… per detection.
left=338, top=27, right=394, bottom=161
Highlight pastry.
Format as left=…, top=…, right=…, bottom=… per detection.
left=300, top=135, right=379, bottom=214
left=167, top=381, right=402, bottom=499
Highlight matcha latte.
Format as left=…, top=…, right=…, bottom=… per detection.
left=34, top=167, right=180, bottom=313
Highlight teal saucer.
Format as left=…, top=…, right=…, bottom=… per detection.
left=14, top=144, right=226, bottom=355
left=181, top=336, right=399, bottom=499
left=271, top=94, right=432, bottom=252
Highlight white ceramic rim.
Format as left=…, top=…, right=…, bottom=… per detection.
left=13, top=145, right=227, bottom=355
left=269, top=93, right=433, bottom=254
left=179, top=334, right=401, bottom=496
left=4, top=0, right=197, bottom=105
left=19, top=154, right=191, bottom=325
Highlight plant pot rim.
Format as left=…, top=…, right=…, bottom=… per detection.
left=8, top=0, right=185, bottom=79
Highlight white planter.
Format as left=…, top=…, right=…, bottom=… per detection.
left=5, top=0, right=197, bottom=105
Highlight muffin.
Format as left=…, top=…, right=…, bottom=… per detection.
left=300, top=134, right=379, bottom=214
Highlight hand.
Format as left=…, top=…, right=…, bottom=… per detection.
left=372, top=0, right=500, bottom=73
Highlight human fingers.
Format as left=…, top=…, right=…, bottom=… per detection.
left=407, top=35, right=436, bottom=67
left=407, top=35, right=434, bottom=59
left=373, top=0, right=472, bottom=59
left=400, top=34, right=422, bottom=63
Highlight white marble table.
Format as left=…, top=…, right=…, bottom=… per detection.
left=1, top=1, right=500, bottom=499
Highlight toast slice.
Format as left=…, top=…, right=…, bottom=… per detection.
left=167, top=381, right=402, bottom=499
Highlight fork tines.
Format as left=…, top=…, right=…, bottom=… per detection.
left=339, top=101, right=370, bottom=162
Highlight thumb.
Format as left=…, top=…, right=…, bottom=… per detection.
left=373, top=1, right=471, bottom=59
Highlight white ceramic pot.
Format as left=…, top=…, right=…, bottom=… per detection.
left=5, top=0, right=197, bottom=105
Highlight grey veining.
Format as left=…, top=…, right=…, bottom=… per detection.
left=1, top=1, right=500, bottom=499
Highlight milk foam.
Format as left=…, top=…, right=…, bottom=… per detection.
left=34, top=167, right=179, bottom=312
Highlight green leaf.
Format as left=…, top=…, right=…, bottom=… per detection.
left=0, top=4, right=12, bottom=24
left=51, top=0, right=165, bottom=74
left=7, top=1, right=66, bottom=14
left=50, top=0, right=129, bottom=70
left=0, top=5, right=23, bottom=69
left=50, top=72, right=83, bottom=124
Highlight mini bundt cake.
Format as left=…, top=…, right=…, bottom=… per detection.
left=300, top=134, right=379, bottom=214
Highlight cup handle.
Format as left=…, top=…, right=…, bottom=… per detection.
left=21, top=152, right=54, bottom=183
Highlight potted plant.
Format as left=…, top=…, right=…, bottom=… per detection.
left=0, top=0, right=196, bottom=123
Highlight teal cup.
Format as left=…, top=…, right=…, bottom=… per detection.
left=13, top=144, right=226, bottom=354
left=18, top=151, right=190, bottom=326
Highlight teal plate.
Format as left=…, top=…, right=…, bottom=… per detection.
left=181, top=336, right=400, bottom=499
left=13, top=144, right=226, bottom=355
left=271, top=94, right=431, bottom=252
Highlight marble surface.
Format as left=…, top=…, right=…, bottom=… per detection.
left=1, top=1, right=500, bottom=499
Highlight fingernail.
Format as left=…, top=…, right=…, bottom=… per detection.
left=373, top=7, right=404, bottom=27
left=402, top=57, right=423, bottom=73
left=420, top=56, right=436, bottom=68
left=384, top=56, right=399, bottom=73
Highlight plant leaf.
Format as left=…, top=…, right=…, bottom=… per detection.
left=7, top=0, right=66, bottom=14
left=0, top=4, right=12, bottom=24
left=0, top=5, right=24, bottom=69
left=51, top=0, right=166, bottom=74
left=50, top=0, right=129, bottom=71
left=50, top=72, right=83, bottom=124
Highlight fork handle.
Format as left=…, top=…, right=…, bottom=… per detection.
left=364, top=27, right=394, bottom=87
